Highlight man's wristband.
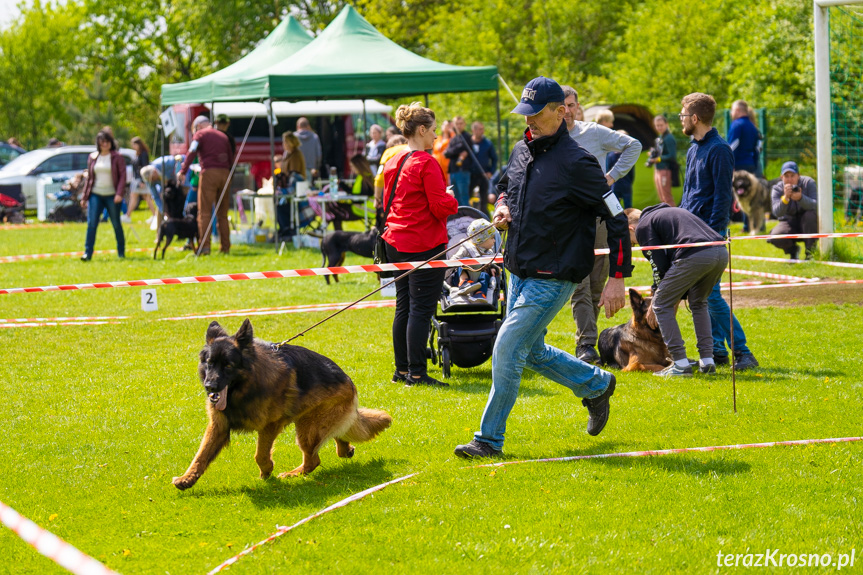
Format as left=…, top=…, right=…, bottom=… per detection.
left=782, top=196, right=790, bottom=204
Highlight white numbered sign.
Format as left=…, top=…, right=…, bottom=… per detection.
left=141, top=289, right=158, bottom=312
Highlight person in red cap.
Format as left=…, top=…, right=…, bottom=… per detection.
left=454, top=76, right=632, bottom=459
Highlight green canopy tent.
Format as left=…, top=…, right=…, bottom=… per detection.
left=161, top=6, right=499, bottom=103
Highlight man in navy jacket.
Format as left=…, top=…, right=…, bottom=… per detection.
left=678, top=92, right=758, bottom=371
left=455, top=77, right=632, bottom=459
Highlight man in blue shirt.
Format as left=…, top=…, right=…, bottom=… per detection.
left=468, top=121, right=498, bottom=216
left=678, top=92, right=759, bottom=371
left=726, top=100, right=761, bottom=176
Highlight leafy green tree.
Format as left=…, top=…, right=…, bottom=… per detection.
left=0, top=1, right=87, bottom=148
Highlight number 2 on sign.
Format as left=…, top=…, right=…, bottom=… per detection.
left=141, top=289, right=158, bottom=311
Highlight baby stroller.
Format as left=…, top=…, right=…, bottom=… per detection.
left=428, top=206, right=506, bottom=378
left=47, top=174, right=87, bottom=223
left=0, top=193, right=24, bottom=223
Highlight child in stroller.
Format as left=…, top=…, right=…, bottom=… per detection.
left=446, top=218, right=499, bottom=304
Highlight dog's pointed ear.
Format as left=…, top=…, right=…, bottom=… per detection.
left=235, top=318, right=254, bottom=348
left=206, top=321, right=228, bottom=343
left=629, top=288, right=644, bottom=308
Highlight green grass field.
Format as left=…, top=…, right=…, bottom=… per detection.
left=1, top=203, right=862, bottom=574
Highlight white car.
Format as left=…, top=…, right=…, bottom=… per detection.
left=0, top=145, right=135, bottom=209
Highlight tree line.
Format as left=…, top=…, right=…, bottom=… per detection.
left=0, top=0, right=814, bottom=150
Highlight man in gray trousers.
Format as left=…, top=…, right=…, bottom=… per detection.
left=627, top=204, right=727, bottom=377
left=562, top=85, right=642, bottom=364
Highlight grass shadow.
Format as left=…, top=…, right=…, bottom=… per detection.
left=178, top=457, right=405, bottom=511
left=740, top=367, right=845, bottom=379
left=448, top=381, right=555, bottom=397
left=586, top=453, right=752, bottom=476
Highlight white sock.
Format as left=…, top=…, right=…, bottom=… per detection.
left=700, top=358, right=715, bottom=367
left=674, top=359, right=690, bottom=368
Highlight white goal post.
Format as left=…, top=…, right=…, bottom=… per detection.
left=814, top=0, right=863, bottom=253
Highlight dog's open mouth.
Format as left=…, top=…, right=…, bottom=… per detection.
left=736, top=188, right=746, bottom=196
left=208, top=387, right=228, bottom=411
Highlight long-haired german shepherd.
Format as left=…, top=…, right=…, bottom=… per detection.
left=598, top=289, right=671, bottom=372
left=172, top=319, right=392, bottom=490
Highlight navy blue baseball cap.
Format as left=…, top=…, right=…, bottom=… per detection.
left=511, top=76, right=566, bottom=116
left=781, top=161, right=799, bottom=175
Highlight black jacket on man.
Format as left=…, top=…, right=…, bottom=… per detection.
left=443, top=131, right=473, bottom=174
left=497, top=121, right=632, bottom=284
left=636, top=203, right=724, bottom=288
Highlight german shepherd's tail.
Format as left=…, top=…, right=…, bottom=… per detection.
left=345, top=408, right=392, bottom=442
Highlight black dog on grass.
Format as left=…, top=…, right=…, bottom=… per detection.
left=320, top=227, right=379, bottom=284
left=154, top=180, right=199, bottom=259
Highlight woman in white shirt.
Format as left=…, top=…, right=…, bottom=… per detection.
left=80, top=130, right=127, bottom=260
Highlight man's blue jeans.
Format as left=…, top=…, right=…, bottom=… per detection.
left=707, top=280, right=750, bottom=357
left=475, top=273, right=612, bottom=451
left=85, top=194, right=125, bottom=258
left=450, top=171, right=471, bottom=207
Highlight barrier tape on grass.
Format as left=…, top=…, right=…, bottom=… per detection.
left=473, top=436, right=863, bottom=468
left=0, top=315, right=127, bottom=323
left=0, top=321, right=120, bottom=329
left=160, top=299, right=396, bottom=321
left=205, top=436, right=861, bottom=573
left=2, top=232, right=860, bottom=296
left=0, top=501, right=120, bottom=575
left=734, top=254, right=863, bottom=269
left=632, top=257, right=819, bottom=283
left=0, top=248, right=163, bottom=263
left=206, top=473, right=418, bottom=574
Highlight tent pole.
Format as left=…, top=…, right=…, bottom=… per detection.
left=267, top=99, right=278, bottom=251
left=268, top=100, right=278, bottom=251
left=496, top=87, right=502, bottom=165
left=424, top=93, right=429, bottom=107
left=362, top=99, right=367, bottom=150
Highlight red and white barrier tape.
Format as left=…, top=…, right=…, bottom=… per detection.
left=0, top=248, right=158, bottom=263
left=0, top=321, right=120, bottom=329
left=734, top=254, right=863, bottom=270
left=473, top=436, right=863, bottom=468
left=206, top=473, right=418, bottom=574
left=160, top=300, right=396, bottom=321
left=0, top=501, right=121, bottom=575
left=0, top=222, right=65, bottom=229
left=0, top=315, right=127, bottom=323
left=2, top=232, right=860, bottom=296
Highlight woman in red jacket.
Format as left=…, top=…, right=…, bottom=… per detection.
left=382, top=103, right=458, bottom=387
left=80, top=130, right=126, bottom=260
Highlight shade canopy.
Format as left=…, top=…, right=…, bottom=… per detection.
left=161, top=5, right=498, bottom=105
left=161, top=16, right=313, bottom=105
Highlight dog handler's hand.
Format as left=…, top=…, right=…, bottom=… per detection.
left=598, top=277, right=625, bottom=318
left=492, top=205, right=511, bottom=230
left=646, top=302, right=658, bottom=329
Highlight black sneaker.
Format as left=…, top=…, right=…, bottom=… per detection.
left=405, top=374, right=449, bottom=387
left=581, top=375, right=615, bottom=436
left=714, top=354, right=730, bottom=366
left=576, top=346, right=601, bottom=365
left=699, top=362, right=717, bottom=374
left=454, top=439, right=502, bottom=459
left=734, top=353, right=759, bottom=371
left=391, top=371, right=408, bottom=384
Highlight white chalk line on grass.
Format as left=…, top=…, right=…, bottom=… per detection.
left=204, top=437, right=862, bottom=573
left=0, top=501, right=120, bottom=575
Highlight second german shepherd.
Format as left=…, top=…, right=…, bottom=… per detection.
left=598, top=289, right=671, bottom=372
left=172, top=319, right=392, bottom=490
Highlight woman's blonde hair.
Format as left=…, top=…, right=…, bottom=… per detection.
left=394, top=102, right=435, bottom=137
left=282, top=131, right=301, bottom=151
